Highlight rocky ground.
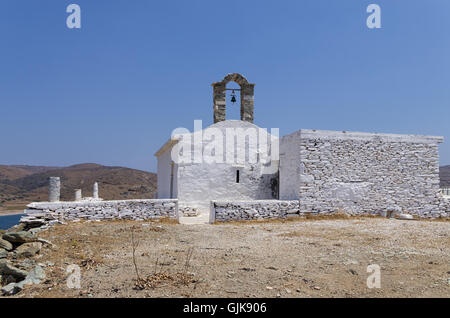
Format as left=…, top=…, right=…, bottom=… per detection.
left=0, top=223, right=52, bottom=295
left=1, top=217, right=449, bottom=298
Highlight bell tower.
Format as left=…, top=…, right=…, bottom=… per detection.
left=212, top=73, right=255, bottom=123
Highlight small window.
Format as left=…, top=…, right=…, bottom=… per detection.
left=236, top=170, right=240, bottom=183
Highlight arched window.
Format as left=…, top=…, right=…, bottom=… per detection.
left=225, top=81, right=241, bottom=120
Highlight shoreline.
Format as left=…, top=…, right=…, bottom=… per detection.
left=0, top=210, right=25, bottom=216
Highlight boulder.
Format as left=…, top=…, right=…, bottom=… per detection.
left=29, top=227, right=43, bottom=236
left=0, top=265, right=46, bottom=296
left=1, top=282, right=22, bottom=296
left=7, top=223, right=26, bottom=232
left=15, top=242, right=42, bottom=258
left=385, top=206, right=402, bottom=218
left=0, top=260, right=28, bottom=279
left=20, top=265, right=46, bottom=285
left=2, top=231, right=35, bottom=244
left=17, top=259, right=36, bottom=271
left=0, top=238, right=13, bottom=251
left=37, top=238, right=57, bottom=249
left=20, top=217, right=46, bottom=228
left=397, top=213, right=414, bottom=220
left=0, top=248, right=8, bottom=259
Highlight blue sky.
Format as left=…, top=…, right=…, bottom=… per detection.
left=1, top=0, right=449, bottom=172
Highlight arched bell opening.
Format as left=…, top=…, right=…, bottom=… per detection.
left=212, top=73, right=255, bottom=124
left=225, top=81, right=241, bottom=120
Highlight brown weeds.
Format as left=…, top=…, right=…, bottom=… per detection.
left=133, top=247, right=195, bottom=290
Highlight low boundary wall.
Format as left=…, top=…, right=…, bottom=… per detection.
left=22, top=199, right=179, bottom=225
left=211, top=200, right=299, bottom=223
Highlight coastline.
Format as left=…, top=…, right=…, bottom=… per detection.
left=0, top=210, right=25, bottom=216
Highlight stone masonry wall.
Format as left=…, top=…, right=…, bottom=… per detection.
left=211, top=200, right=299, bottom=222
left=442, top=197, right=450, bottom=215
left=21, top=199, right=179, bottom=226
left=297, top=129, right=446, bottom=218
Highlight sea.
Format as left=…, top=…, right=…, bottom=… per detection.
left=0, top=214, right=25, bottom=230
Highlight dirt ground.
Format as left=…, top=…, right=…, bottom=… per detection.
left=12, top=217, right=450, bottom=298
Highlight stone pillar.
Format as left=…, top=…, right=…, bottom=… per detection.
left=240, top=83, right=255, bottom=123
left=48, top=177, right=61, bottom=202
left=212, top=83, right=226, bottom=123
left=93, top=182, right=99, bottom=199
left=74, top=189, right=82, bottom=201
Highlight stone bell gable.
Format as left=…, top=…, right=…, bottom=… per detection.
left=212, top=73, right=255, bottom=124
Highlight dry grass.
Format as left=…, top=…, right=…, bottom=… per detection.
left=40, top=223, right=114, bottom=266
left=3, top=205, right=27, bottom=211
left=132, top=228, right=195, bottom=290
left=215, top=211, right=450, bottom=225
left=36, top=218, right=179, bottom=277
left=215, top=213, right=386, bottom=225
left=214, top=216, right=306, bottom=226
left=419, top=217, right=450, bottom=222
left=135, top=272, right=194, bottom=290
left=80, top=258, right=102, bottom=270
left=94, top=217, right=179, bottom=226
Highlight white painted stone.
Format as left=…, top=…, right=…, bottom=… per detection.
left=48, top=177, right=60, bottom=202
left=397, top=214, right=414, bottom=220
left=74, top=189, right=82, bottom=201
left=93, top=182, right=99, bottom=199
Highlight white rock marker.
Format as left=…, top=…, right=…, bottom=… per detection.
left=93, top=182, right=99, bottom=199
left=75, top=189, right=82, bottom=201
left=48, top=177, right=61, bottom=202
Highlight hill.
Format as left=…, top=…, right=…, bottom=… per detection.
left=0, top=165, right=35, bottom=182
left=0, top=164, right=156, bottom=210
left=440, top=165, right=450, bottom=187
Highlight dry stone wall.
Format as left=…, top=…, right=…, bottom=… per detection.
left=211, top=200, right=299, bottom=222
left=296, top=130, right=446, bottom=218
left=442, top=197, right=450, bottom=215
left=21, top=199, right=179, bottom=225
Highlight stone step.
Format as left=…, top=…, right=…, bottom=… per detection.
left=179, top=213, right=210, bottom=225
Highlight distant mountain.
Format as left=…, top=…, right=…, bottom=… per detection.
left=0, top=165, right=33, bottom=182
left=10, top=165, right=61, bottom=174
left=0, top=164, right=156, bottom=210
left=0, top=165, right=61, bottom=183
left=440, top=165, right=450, bottom=188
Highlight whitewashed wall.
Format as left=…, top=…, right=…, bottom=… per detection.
left=158, top=120, right=279, bottom=212
left=156, top=147, right=178, bottom=199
